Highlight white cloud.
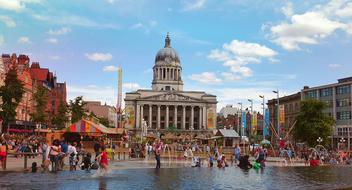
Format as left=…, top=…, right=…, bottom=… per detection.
left=123, top=83, right=141, bottom=91
left=85, top=53, right=113, bottom=62
left=281, top=2, right=294, bottom=18
left=271, top=12, right=345, bottom=50
left=0, top=16, right=16, bottom=27
left=49, top=55, right=60, bottom=60
left=0, top=0, right=42, bottom=12
left=182, top=0, right=206, bottom=11
left=149, top=20, right=158, bottom=27
left=328, top=63, right=341, bottom=68
left=67, top=85, right=117, bottom=107
left=106, top=0, right=116, bottom=4
left=221, top=72, right=241, bottom=81
left=130, top=22, right=144, bottom=29
left=336, top=2, right=352, bottom=17
left=18, top=36, right=30, bottom=44
left=208, top=39, right=277, bottom=79
left=189, top=72, right=222, bottom=84
left=32, top=13, right=120, bottom=29
left=48, top=27, right=71, bottom=35
left=46, top=38, right=58, bottom=44
left=269, top=0, right=352, bottom=51
left=103, top=65, right=119, bottom=72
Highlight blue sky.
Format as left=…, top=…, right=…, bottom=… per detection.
left=1, top=0, right=352, bottom=112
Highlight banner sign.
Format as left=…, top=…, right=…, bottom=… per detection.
left=242, top=111, right=246, bottom=129
left=264, top=109, right=270, bottom=137
left=279, top=105, right=285, bottom=124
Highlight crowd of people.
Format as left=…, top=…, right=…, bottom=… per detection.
left=1, top=133, right=352, bottom=174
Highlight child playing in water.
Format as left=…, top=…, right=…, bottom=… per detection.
left=96, top=146, right=109, bottom=175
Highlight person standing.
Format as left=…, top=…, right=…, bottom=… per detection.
left=49, top=139, right=61, bottom=172
left=0, top=140, right=7, bottom=170
left=154, top=139, right=162, bottom=169
left=96, top=146, right=109, bottom=175
left=234, top=145, right=241, bottom=164
left=94, top=140, right=101, bottom=159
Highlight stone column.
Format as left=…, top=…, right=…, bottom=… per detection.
left=190, top=106, right=194, bottom=130
left=182, top=105, right=186, bottom=130
left=149, top=105, right=152, bottom=128
left=136, top=104, right=140, bottom=129
left=174, top=105, right=178, bottom=128
left=157, top=105, right=161, bottom=129
left=198, top=106, right=202, bottom=130
left=140, top=104, right=144, bottom=128
left=165, top=105, right=169, bottom=129
left=203, top=106, right=207, bottom=129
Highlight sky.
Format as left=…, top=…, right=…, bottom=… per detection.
left=1, top=0, right=352, bottom=112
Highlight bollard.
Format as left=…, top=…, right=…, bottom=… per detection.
left=24, top=154, right=28, bottom=169
left=118, top=152, right=121, bottom=160
left=123, top=152, right=125, bottom=160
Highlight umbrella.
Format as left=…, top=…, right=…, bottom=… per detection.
left=260, top=139, right=271, bottom=145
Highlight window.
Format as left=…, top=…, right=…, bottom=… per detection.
left=165, top=86, right=170, bottom=91
left=337, top=111, right=351, bottom=120
left=337, top=99, right=350, bottom=107
left=306, top=91, right=317, bottom=98
left=324, top=100, right=333, bottom=107
left=320, top=88, right=332, bottom=97
left=337, top=85, right=350, bottom=95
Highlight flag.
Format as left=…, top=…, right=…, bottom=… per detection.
left=242, top=111, right=246, bottom=129
left=264, top=109, right=270, bottom=137
left=279, top=105, right=285, bottom=124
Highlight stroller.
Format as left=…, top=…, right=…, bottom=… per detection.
left=191, top=156, right=201, bottom=167
left=80, top=153, right=98, bottom=171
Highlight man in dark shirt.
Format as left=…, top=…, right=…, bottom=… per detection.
left=94, top=141, right=101, bottom=158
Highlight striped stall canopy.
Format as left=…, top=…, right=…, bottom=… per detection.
left=66, top=120, right=102, bottom=133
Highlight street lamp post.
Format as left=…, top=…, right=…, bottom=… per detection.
left=340, top=138, right=346, bottom=150
left=273, top=90, right=280, bottom=139
left=248, top=99, right=253, bottom=136
left=259, top=95, right=265, bottom=140
left=317, top=137, right=323, bottom=145
left=238, top=102, right=243, bottom=137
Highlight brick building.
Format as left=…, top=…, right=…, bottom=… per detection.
left=84, top=101, right=117, bottom=127
left=0, top=53, right=67, bottom=131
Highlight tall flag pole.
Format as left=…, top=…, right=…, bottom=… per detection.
left=116, top=66, right=122, bottom=128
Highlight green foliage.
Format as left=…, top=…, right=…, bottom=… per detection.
left=293, top=99, right=335, bottom=147
left=98, top=117, right=110, bottom=127
left=0, top=67, right=24, bottom=130
left=69, top=96, right=87, bottom=123
left=167, top=124, right=177, bottom=134
left=51, top=98, right=69, bottom=129
left=31, top=85, right=49, bottom=124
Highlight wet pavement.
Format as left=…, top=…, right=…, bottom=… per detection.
left=0, top=164, right=351, bottom=190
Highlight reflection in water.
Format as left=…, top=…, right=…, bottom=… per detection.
left=99, top=179, right=107, bottom=190
left=0, top=166, right=351, bottom=190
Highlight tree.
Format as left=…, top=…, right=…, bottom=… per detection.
left=31, top=85, right=49, bottom=124
left=167, top=124, right=177, bottom=134
left=69, top=96, right=86, bottom=123
left=51, top=98, right=69, bottom=129
left=0, top=67, right=24, bottom=133
left=98, top=117, right=111, bottom=127
left=293, top=99, right=335, bottom=147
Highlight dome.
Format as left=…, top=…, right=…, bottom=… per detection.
left=154, top=33, right=180, bottom=65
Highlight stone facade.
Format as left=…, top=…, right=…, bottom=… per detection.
left=124, top=34, right=217, bottom=134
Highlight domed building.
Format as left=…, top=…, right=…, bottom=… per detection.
left=124, top=34, right=217, bottom=134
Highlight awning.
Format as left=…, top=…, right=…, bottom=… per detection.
left=63, top=119, right=119, bottom=134
left=215, top=129, right=240, bottom=138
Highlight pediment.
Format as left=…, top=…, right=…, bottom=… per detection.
left=141, top=92, right=201, bottom=102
